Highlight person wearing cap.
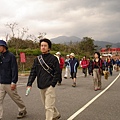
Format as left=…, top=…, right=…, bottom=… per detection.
left=55, top=52, right=64, bottom=85
left=55, top=52, right=61, bottom=63
left=64, top=54, right=70, bottom=79
left=81, top=56, right=89, bottom=77
left=0, top=40, right=27, bottom=119
left=27, top=38, right=61, bottom=120
left=69, top=53, right=79, bottom=87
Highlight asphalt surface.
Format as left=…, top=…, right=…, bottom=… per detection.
left=2, top=69, right=120, bottom=120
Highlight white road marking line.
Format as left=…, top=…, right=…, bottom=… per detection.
left=17, top=83, right=26, bottom=87
left=17, top=83, right=26, bottom=84
left=67, top=73, right=120, bottom=120
left=17, top=84, right=26, bottom=87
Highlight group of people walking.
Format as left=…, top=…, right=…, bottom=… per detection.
left=63, top=52, right=103, bottom=90
left=63, top=51, right=119, bottom=91
left=55, top=52, right=79, bottom=87
left=0, top=38, right=120, bottom=120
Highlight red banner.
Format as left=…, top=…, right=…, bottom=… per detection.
left=20, top=52, right=26, bottom=63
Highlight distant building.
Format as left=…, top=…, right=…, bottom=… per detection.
left=100, top=48, right=120, bottom=59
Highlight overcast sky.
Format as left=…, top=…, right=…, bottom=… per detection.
left=0, top=0, right=120, bottom=43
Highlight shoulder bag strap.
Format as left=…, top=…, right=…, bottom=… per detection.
left=37, top=55, right=54, bottom=77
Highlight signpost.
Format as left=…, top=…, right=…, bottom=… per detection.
left=20, top=52, right=26, bottom=73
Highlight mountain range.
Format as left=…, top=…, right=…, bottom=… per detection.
left=51, top=36, right=120, bottom=48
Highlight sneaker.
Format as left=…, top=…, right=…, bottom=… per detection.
left=72, top=83, right=76, bottom=87
left=94, top=89, right=97, bottom=91
left=64, top=77, right=67, bottom=79
left=97, top=87, right=101, bottom=90
left=57, top=83, right=61, bottom=86
left=17, top=110, right=27, bottom=119
left=94, top=88, right=98, bottom=91
left=53, top=114, right=61, bottom=120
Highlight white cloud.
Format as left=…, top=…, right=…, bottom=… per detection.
left=0, top=0, right=120, bottom=42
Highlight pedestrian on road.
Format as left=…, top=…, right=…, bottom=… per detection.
left=55, top=52, right=64, bottom=85
left=69, top=53, right=79, bottom=87
left=106, top=56, right=114, bottom=76
left=0, top=40, right=27, bottom=120
left=115, top=58, right=120, bottom=71
left=64, top=54, right=70, bottom=79
left=87, top=57, right=93, bottom=76
left=27, top=38, right=61, bottom=120
left=92, top=52, right=104, bottom=91
left=81, top=56, right=89, bottom=77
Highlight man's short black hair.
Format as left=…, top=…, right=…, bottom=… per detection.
left=39, top=38, right=52, bottom=49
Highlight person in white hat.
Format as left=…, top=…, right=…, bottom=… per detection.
left=69, top=53, right=79, bottom=87
left=55, top=52, right=64, bottom=85
left=55, top=52, right=61, bottom=63
left=64, top=55, right=70, bottom=79
left=56, top=52, right=61, bottom=55
left=70, top=53, right=75, bottom=57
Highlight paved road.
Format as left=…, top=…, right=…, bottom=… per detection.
left=2, top=70, right=120, bottom=120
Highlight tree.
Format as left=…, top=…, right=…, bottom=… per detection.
left=38, top=32, right=46, bottom=40
left=5, top=22, right=18, bottom=38
left=94, top=45, right=102, bottom=52
left=19, top=28, right=29, bottom=39
left=106, top=44, right=112, bottom=54
left=5, top=22, right=29, bottom=57
left=79, top=37, right=95, bottom=56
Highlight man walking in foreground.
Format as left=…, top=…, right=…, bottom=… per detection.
left=27, top=38, right=61, bottom=120
left=0, top=40, right=27, bottom=120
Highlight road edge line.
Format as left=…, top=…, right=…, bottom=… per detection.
left=67, top=73, right=120, bottom=120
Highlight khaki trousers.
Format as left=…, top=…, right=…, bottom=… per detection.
left=93, top=69, right=102, bottom=89
left=0, top=84, right=26, bottom=119
left=40, top=86, right=59, bottom=120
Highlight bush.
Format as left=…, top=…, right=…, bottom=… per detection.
left=9, top=48, right=41, bottom=56
left=8, top=48, right=84, bottom=71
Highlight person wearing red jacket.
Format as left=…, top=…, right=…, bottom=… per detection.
left=55, top=52, right=64, bottom=85
left=81, top=56, right=89, bottom=77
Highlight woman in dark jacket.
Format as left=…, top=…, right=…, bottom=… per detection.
left=92, top=52, right=103, bottom=91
